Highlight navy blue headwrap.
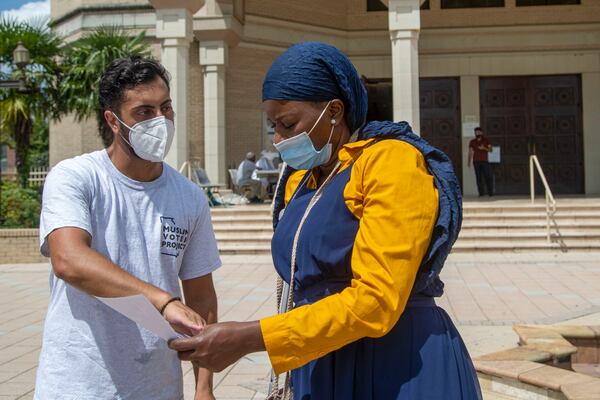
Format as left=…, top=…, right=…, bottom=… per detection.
left=272, top=120, right=463, bottom=297
left=262, top=42, right=368, bottom=134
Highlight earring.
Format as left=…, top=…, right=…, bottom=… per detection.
left=331, top=119, right=336, bottom=125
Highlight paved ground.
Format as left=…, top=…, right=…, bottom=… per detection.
left=1, top=251, right=600, bottom=399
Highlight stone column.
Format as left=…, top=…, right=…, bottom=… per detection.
left=388, top=0, right=422, bottom=133
left=153, top=8, right=194, bottom=170
left=200, top=40, right=228, bottom=185
left=582, top=72, right=600, bottom=195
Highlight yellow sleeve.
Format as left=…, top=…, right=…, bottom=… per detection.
left=260, top=140, right=439, bottom=374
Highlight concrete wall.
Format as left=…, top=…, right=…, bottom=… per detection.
left=189, top=39, right=205, bottom=162
left=582, top=72, right=600, bottom=195
left=49, top=115, right=101, bottom=167
left=0, top=230, right=46, bottom=264
left=226, top=44, right=280, bottom=170
left=245, top=0, right=349, bottom=30
left=51, top=0, right=151, bottom=21
left=421, top=0, right=600, bottom=28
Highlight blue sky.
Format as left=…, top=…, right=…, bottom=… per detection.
left=0, top=1, right=36, bottom=11
left=0, top=0, right=50, bottom=20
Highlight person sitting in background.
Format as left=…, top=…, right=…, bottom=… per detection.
left=256, top=151, right=276, bottom=171
left=236, top=152, right=266, bottom=203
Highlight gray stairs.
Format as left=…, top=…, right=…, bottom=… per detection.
left=211, top=198, right=600, bottom=255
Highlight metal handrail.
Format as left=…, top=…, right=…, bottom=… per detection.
left=529, top=155, right=557, bottom=243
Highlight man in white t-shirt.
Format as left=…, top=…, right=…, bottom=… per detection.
left=35, top=56, right=221, bottom=400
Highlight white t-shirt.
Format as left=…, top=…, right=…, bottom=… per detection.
left=34, top=150, right=221, bottom=400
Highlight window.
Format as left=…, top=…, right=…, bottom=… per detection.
left=367, top=0, right=388, bottom=12
left=0, top=145, right=7, bottom=172
left=516, top=0, right=579, bottom=5
left=441, top=0, right=504, bottom=8
left=421, top=0, right=431, bottom=9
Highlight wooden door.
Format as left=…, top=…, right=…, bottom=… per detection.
left=480, top=75, right=583, bottom=195
left=420, top=78, right=463, bottom=187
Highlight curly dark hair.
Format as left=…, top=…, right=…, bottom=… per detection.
left=98, top=55, right=170, bottom=147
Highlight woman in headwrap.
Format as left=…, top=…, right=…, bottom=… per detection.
left=170, top=42, right=482, bottom=400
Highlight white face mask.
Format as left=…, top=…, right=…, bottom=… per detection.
left=112, top=112, right=175, bottom=163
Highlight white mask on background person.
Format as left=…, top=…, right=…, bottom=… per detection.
left=112, top=112, right=175, bottom=163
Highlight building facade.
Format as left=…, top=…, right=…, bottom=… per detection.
left=49, top=0, right=600, bottom=196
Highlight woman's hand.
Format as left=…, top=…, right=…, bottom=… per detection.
left=169, top=321, right=265, bottom=372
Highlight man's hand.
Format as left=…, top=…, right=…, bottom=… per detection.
left=169, top=321, right=265, bottom=372
left=163, top=300, right=206, bottom=336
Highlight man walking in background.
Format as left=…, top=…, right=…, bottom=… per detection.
left=468, top=126, right=494, bottom=197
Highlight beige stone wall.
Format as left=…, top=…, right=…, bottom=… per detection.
left=245, top=0, right=349, bottom=30
left=244, top=0, right=388, bottom=31
left=189, top=39, right=205, bottom=162
left=347, top=0, right=388, bottom=31
left=51, top=0, right=151, bottom=21
left=0, top=230, right=46, bottom=264
left=225, top=44, right=281, bottom=170
left=49, top=115, right=100, bottom=167
left=422, top=0, right=600, bottom=29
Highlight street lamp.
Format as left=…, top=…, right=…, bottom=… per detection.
left=0, top=41, right=31, bottom=92
left=13, top=42, right=31, bottom=69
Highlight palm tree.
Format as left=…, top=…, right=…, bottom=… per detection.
left=60, top=26, right=151, bottom=147
left=0, top=17, right=62, bottom=187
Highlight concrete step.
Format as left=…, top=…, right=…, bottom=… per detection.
left=452, top=240, right=600, bottom=251
left=461, top=213, right=600, bottom=221
left=457, top=231, right=600, bottom=241
left=217, top=244, right=272, bottom=255
left=216, top=234, right=272, bottom=242
left=211, top=208, right=271, bottom=217
left=211, top=216, right=271, bottom=224
left=461, top=221, right=600, bottom=229
left=216, top=241, right=600, bottom=255
left=463, top=203, right=600, bottom=211
left=213, top=226, right=273, bottom=234
left=209, top=200, right=600, bottom=254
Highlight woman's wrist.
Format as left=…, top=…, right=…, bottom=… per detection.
left=238, top=320, right=266, bottom=354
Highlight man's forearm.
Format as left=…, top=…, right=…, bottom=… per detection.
left=50, top=235, right=171, bottom=309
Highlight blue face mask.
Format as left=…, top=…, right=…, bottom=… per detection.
left=274, top=101, right=335, bottom=170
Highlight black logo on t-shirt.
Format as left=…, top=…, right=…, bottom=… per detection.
left=160, top=216, right=188, bottom=257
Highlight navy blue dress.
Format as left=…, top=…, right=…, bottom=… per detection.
left=271, top=166, right=482, bottom=400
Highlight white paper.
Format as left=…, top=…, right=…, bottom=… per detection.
left=489, top=146, right=501, bottom=163
left=97, top=294, right=186, bottom=341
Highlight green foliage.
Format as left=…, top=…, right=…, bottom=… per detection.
left=0, top=180, right=41, bottom=228
left=0, top=16, right=63, bottom=122
left=29, top=117, right=48, bottom=168
left=61, top=26, right=151, bottom=147
left=0, top=16, right=62, bottom=186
